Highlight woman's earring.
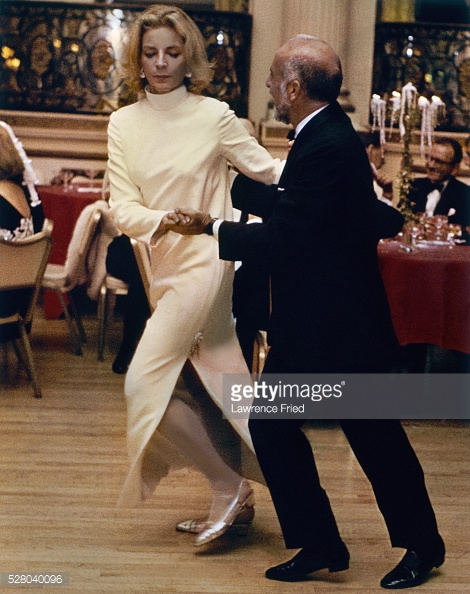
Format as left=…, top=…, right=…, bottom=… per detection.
left=140, top=68, right=146, bottom=79
left=185, top=72, right=192, bottom=78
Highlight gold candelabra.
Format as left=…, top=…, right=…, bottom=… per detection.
left=371, top=83, right=445, bottom=223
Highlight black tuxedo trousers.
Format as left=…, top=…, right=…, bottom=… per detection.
left=250, top=349, right=442, bottom=554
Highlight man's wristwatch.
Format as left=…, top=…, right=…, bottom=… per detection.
left=204, top=217, right=218, bottom=235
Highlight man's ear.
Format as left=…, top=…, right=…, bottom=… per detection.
left=286, top=79, right=301, bottom=101
left=450, top=162, right=460, bottom=177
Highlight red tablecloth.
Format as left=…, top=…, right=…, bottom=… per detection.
left=38, top=185, right=103, bottom=318
left=378, top=241, right=470, bottom=354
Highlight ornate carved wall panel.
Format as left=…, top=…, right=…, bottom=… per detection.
left=0, top=1, right=252, bottom=116
left=373, top=22, right=470, bottom=132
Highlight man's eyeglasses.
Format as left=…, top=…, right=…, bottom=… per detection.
left=427, top=156, right=455, bottom=166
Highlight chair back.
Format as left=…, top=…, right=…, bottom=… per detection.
left=101, top=166, right=110, bottom=202
left=0, top=221, right=53, bottom=325
left=62, top=202, right=103, bottom=288
left=130, top=238, right=154, bottom=313
left=86, top=204, right=120, bottom=301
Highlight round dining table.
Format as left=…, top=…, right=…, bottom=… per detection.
left=378, top=240, right=470, bottom=355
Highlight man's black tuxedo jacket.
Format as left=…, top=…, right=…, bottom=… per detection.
left=409, top=176, right=470, bottom=227
left=220, top=101, right=403, bottom=373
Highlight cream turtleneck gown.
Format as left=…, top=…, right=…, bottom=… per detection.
left=108, top=85, right=280, bottom=506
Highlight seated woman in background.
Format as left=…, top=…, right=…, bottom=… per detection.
left=0, top=122, right=44, bottom=239
left=0, top=122, right=45, bottom=338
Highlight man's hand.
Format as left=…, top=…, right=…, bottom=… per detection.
left=168, top=208, right=213, bottom=235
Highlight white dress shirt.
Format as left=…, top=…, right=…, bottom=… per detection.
left=425, top=179, right=449, bottom=217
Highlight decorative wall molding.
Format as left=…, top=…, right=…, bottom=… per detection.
left=0, top=109, right=109, bottom=158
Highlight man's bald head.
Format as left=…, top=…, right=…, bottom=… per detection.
left=276, top=35, right=342, bottom=103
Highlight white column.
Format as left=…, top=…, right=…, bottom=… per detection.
left=248, top=0, right=284, bottom=121
left=280, top=0, right=349, bottom=62
left=345, top=0, right=378, bottom=128
left=279, top=0, right=377, bottom=129
left=248, top=0, right=377, bottom=129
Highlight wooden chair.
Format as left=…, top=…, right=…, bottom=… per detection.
left=0, top=221, right=53, bottom=398
left=252, top=330, right=269, bottom=379
left=130, top=238, right=153, bottom=311
left=42, top=203, right=102, bottom=355
left=97, top=274, right=129, bottom=361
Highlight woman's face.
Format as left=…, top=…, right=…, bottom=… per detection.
left=141, top=27, right=188, bottom=94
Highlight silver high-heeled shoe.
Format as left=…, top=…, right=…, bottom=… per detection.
left=176, top=505, right=255, bottom=535
left=193, top=480, right=255, bottom=547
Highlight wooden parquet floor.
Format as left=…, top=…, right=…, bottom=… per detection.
left=0, top=304, right=469, bottom=593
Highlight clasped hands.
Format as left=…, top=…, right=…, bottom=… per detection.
left=159, top=208, right=212, bottom=235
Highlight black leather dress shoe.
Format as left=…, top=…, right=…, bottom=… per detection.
left=380, top=549, right=445, bottom=589
left=265, top=545, right=350, bottom=582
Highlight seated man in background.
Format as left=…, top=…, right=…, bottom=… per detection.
left=403, top=137, right=470, bottom=373
left=105, top=234, right=151, bottom=374
left=408, top=137, right=470, bottom=228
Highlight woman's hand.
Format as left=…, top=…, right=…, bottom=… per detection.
left=157, top=211, right=185, bottom=232
left=167, top=208, right=213, bottom=235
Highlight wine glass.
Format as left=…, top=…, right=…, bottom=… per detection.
left=410, top=224, right=421, bottom=247
left=446, top=224, right=462, bottom=248
left=432, top=214, right=447, bottom=241
left=416, top=212, right=428, bottom=225
left=400, top=223, right=414, bottom=252
left=60, top=169, right=74, bottom=192
left=84, top=168, right=98, bottom=187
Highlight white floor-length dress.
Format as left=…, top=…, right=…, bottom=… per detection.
left=108, top=85, right=281, bottom=506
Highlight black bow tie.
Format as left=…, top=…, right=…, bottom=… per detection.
left=430, top=182, right=444, bottom=193
left=286, top=129, right=296, bottom=141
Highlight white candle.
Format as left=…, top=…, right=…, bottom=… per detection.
left=418, top=96, right=431, bottom=157
left=389, top=91, right=401, bottom=136
left=371, top=95, right=381, bottom=131
left=430, top=95, right=446, bottom=127
left=398, top=82, right=417, bottom=138
left=371, top=94, right=386, bottom=153
left=371, top=94, right=381, bottom=130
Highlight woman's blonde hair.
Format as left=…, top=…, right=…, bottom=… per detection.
left=0, top=126, right=25, bottom=181
left=123, top=4, right=213, bottom=95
